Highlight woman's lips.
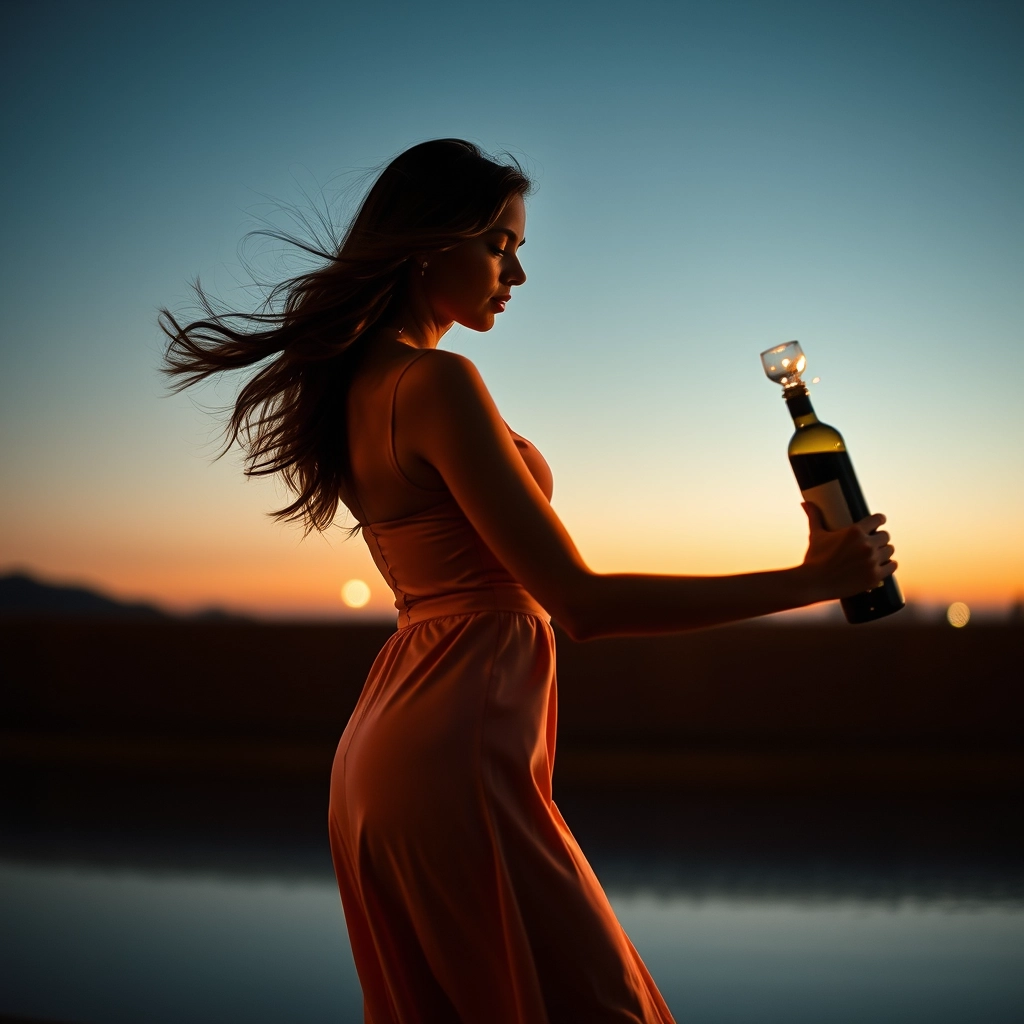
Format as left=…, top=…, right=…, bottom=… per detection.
left=492, top=296, right=509, bottom=312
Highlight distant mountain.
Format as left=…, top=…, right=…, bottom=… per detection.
left=0, top=571, right=247, bottom=621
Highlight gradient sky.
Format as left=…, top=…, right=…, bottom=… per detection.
left=1, top=0, right=1021, bottom=619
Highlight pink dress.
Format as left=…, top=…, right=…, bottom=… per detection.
left=329, top=354, right=675, bottom=1023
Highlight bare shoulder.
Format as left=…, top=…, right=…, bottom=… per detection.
left=400, top=348, right=493, bottom=412
left=404, top=347, right=482, bottom=384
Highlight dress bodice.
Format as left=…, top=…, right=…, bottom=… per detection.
left=348, top=351, right=552, bottom=627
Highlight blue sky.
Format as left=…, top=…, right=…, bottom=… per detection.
left=1, top=0, right=1021, bottom=617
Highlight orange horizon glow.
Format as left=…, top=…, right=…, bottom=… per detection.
left=4, top=472, right=1020, bottom=622
left=4, top=552, right=1020, bottom=623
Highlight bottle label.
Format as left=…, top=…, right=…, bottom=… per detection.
left=801, top=480, right=853, bottom=530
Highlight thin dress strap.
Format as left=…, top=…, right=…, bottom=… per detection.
left=385, top=350, right=443, bottom=493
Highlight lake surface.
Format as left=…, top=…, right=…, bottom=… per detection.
left=2, top=777, right=1022, bottom=1023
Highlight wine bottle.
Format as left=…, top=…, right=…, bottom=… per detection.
left=760, top=341, right=904, bottom=624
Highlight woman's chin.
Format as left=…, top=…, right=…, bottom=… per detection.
left=459, top=314, right=496, bottom=333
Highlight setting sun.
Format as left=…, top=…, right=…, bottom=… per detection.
left=341, top=579, right=371, bottom=609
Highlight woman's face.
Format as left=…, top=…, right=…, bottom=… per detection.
left=423, top=194, right=527, bottom=332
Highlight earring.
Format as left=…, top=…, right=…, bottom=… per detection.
left=421, top=261, right=428, bottom=277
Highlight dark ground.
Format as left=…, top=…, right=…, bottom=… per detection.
left=2, top=619, right=1021, bottom=793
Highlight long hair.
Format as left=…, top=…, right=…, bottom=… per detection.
left=160, top=139, right=532, bottom=534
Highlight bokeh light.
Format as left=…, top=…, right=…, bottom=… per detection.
left=341, top=579, right=371, bottom=609
left=946, top=602, right=971, bottom=628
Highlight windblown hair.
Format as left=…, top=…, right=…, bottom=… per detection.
left=160, top=139, right=532, bottom=533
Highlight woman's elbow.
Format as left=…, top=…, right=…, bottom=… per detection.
left=545, top=580, right=606, bottom=642
left=553, top=613, right=598, bottom=643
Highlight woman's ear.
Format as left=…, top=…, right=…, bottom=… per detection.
left=407, top=253, right=431, bottom=278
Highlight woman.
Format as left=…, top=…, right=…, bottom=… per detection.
left=162, top=139, right=896, bottom=1023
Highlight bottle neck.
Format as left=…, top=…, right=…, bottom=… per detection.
left=782, top=384, right=819, bottom=428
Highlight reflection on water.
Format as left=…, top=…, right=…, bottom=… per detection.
left=3, top=863, right=1022, bottom=1024
left=1, top=862, right=359, bottom=1024
left=618, top=896, right=1024, bottom=1024
left=1, top=776, right=1022, bottom=1024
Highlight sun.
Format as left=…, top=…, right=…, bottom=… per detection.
left=946, top=602, right=970, bottom=628
left=341, top=579, right=371, bottom=609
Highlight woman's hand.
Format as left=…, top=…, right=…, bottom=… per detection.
left=799, top=502, right=897, bottom=602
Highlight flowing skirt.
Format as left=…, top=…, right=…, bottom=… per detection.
left=329, top=610, right=675, bottom=1024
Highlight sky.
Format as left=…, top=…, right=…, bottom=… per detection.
left=1, top=0, right=1021, bottom=621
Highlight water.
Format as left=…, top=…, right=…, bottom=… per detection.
left=2, top=780, right=1022, bottom=1023
left=617, top=897, right=1023, bottom=1024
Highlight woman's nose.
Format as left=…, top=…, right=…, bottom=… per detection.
left=506, top=256, right=526, bottom=287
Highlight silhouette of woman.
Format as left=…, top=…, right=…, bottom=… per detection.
left=162, top=139, right=896, bottom=1023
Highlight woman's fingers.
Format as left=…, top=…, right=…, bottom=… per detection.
left=801, top=501, right=826, bottom=529
left=865, top=526, right=895, bottom=575
left=858, top=512, right=887, bottom=534
left=800, top=505, right=898, bottom=597
left=856, top=515, right=896, bottom=573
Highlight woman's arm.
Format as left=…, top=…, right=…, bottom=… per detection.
left=396, top=350, right=896, bottom=641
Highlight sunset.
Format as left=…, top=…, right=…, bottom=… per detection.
left=2, top=3, right=1022, bottom=1023
left=1, top=2, right=1020, bottom=621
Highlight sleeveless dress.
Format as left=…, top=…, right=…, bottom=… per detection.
left=328, top=354, right=675, bottom=1024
